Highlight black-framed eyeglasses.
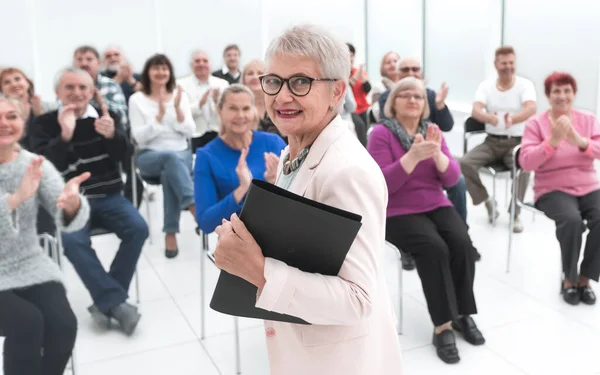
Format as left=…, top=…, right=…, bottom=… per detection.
left=400, top=67, right=421, bottom=73
left=259, top=74, right=338, bottom=97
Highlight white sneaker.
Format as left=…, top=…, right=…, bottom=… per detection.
left=512, top=216, right=524, bottom=233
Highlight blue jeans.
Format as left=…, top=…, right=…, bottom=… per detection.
left=61, top=194, right=148, bottom=314
left=136, top=149, right=194, bottom=233
left=446, top=174, right=468, bottom=223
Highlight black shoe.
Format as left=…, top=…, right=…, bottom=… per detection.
left=88, top=305, right=111, bottom=328
left=561, top=281, right=580, bottom=305
left=165, top=248, right=179, bottom=259
left=432, top=329, right=460, bottom=364
left=452, top=316, right=485, bottom=345
left=579, top=285, right=596, bottom=305
left=195, top=227, right=200, bottom=235
left=110, top=302, right=141, bottom=336
left=401, top=252, right=416, bottom=271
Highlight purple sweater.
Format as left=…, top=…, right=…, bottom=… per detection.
left=367, top=124, right=461, bottom=217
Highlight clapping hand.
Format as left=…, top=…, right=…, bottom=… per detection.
left=58, top=103, right=77, bottom=141
left=94, top=96, right=115, bottom=139
left=174, top=85, right=183, bottom=109
left=435, top=83, right=449, bottom=109
left=236, top=147, right=253, bottom=190
left=57, top=172, right=90, bottom=213
left=212, top=88, right=221, bottom=104
left=263, top=152, right=280, bottom=184
left=10, top=156, right=44, bottom=209
left=549, top=115, right=571, bottom=147
left=408, top=133, right=438, bottom=162
left=504, top=113, right=513, bottom=129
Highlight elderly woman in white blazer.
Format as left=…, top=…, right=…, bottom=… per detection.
left=213, top=24, right=403, bottom=375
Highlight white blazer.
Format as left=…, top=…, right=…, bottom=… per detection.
left=255, top=116, right=404, bottom=375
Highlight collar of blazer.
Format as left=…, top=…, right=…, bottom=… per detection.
left=283, top=115, right=347, bottom=197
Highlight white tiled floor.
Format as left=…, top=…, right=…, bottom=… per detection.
left=2, top=174, right=600, bottom=375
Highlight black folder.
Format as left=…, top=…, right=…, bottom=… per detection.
left=209, top=179, right=363, bottom=324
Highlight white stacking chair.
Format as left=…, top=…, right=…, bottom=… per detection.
left=199, top=232, right=242, bottom=374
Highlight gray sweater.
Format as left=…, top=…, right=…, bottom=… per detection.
left=0, top=148, right=90, bottom=292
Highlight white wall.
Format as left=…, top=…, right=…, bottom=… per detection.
left=2, top=0, right=368, bottom=100
left=504, top=0, right=600, bottom=113
left=3, top=0, right=600, bottom=116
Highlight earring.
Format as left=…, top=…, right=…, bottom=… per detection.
left=329, top=106, right=335, bottom=112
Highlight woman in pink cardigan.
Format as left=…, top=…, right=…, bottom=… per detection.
left=519, top=72, right=599, bottom=306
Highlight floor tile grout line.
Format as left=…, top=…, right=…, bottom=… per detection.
left=76, top=338, right=201, bottom=367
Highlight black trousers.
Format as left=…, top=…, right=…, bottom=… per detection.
left=536, top=190, right=600, bottom=283
left=0, top=282, right=77, bottom=375
left=386, top=206, right=478, bottom=326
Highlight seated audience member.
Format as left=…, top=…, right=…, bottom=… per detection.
left=129, top=54, right=196, bottom=259
left=378, top=57, right=467, bottom=269
left=75, top=45, right=143, bottom=207
left=194, top=84, right=286, bottom=233
left=0, top=68, right=58, bottom=234
left=73, top=45, right=128, bottom=128
left=212, top=44, right=242, bottom=84
left=241, top=59, right=285, bottom=140
left=460, top=46, right=536, bottom=232
left=520, top=72, right=599, bottom=306
left=29, top=67, right=148, bottom=335
left=0, top=95, right=89, bottom=375
left=368, top=77, right=483, bottom=364
left=0, top=68, right=56, bottom=147
left=370, top=51, right=401, bottom=121
left=101, top=46, right=142, bottom=105
left=347, top=43, right=372, bottom=123
left=178, top=50, right=229, bottom=151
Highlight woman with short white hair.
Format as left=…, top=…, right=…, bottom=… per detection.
left=212, top=24, right=403, bottom=374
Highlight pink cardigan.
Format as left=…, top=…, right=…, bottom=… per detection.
left=519, top=109, right=600, bottom=201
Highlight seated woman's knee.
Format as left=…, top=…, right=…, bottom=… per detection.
left=557, top=212, right=586, bottom=233
left=413, top=236, right=451, bottom=263
left=12, top=304, right=44, bottom=344
left=45, top=306, right=78, bottom=351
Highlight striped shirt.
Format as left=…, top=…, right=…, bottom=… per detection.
left=29, top=105, right=130, bottom=197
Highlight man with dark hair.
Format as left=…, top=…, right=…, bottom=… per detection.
left=212, top=44, right=241, bottom=84
left=29, top=67, right=148, bottom=335
left=460, top=46, right=537, bottom=233
left=346, top=42, right=371, bottom=124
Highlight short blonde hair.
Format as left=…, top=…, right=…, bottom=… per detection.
left=383, top=76, right=430, bottom=120
left=241, top=59, right=265, bottom=87
left=0, top=94, right=26, bottom=119
left=380, top=51, right=400, bottom=78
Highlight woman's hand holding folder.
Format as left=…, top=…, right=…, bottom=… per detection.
left=215, top=213, right=267, bottom=289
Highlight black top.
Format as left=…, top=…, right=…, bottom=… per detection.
left=29, top=107, right=130, bottom=197
left=212, top=69, right=241, bottom=85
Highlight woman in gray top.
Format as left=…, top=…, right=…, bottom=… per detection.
left=0, top=95, right=90, bottom=375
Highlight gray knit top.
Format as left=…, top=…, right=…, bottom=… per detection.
left=0, top=148, right=90, bottom=292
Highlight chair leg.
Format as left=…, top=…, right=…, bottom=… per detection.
left=492, top=174, right=498, bottom=226
left=145, top=194, right=153, bottom=245
left=70, top=350, right=77, bottom=375
left=505, top=177, right=509, bottom=208
left=397, top=251, right=403, bottom=335
left=507, top=174, right=518, bottom=273
left=234, top=317, right=242, bottom=374
left=200, top=233, right=206, bottom=340
left=134, top=270, right=140, bottom=304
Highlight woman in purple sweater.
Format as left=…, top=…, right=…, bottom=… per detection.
left=368, top=77, right=482, bottom=364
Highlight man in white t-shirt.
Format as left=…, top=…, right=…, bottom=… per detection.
left=177, top=50, right=229, bottom=152
left=460, top=46, right=537, bottom=233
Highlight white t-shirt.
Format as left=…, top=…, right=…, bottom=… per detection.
left=474, top=76, right=536, bottom=136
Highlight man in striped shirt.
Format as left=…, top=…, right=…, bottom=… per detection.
left=29, top=67, right=148, bottom=336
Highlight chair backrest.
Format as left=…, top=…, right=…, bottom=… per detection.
left=464, top=117, right=485, bottom=133
left=513, top=144, right=522, bottom=171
